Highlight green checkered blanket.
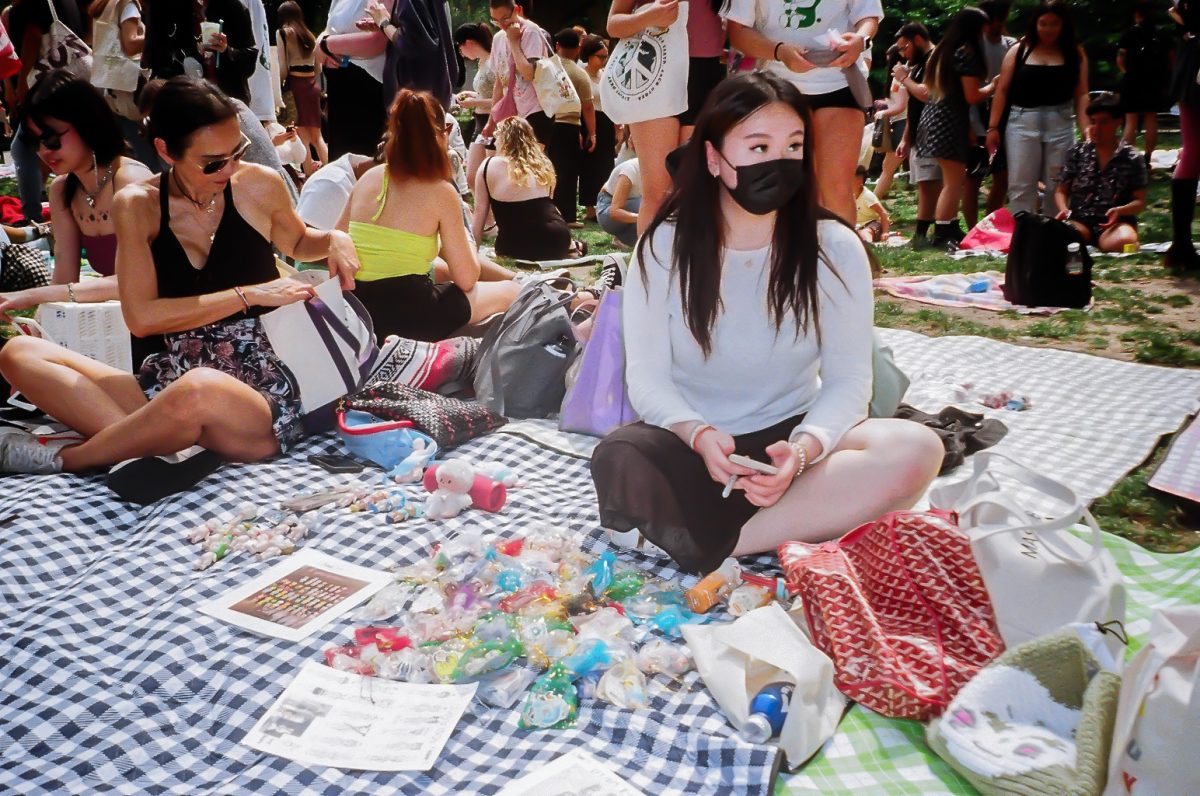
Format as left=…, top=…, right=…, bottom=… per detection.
left=778, top=530, right=1200, bottom=796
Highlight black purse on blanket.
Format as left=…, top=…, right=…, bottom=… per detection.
left=337, top=383, right=505, bottom=449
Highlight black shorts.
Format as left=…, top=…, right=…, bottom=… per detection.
left=353, top=275, right=472, bottom=343
left=1077, top=215, right=1138, bottom=244
left=525, top=111, right=555, bottom=146
left=677, top=56, right=725, bottom=126
left=806, top=86, right=861, bottom=111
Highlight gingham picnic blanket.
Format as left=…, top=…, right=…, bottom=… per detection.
left=4, top=329, right=1200, bottom=795
left=1149, top=413, right=1200, bottom=504
left=0, top=432, right=779, bottom=796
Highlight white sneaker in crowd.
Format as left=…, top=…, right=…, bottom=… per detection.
left=0, top=428, right=64, bottom=474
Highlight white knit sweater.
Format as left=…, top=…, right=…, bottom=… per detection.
left=623, top=219, right=875, bottom=461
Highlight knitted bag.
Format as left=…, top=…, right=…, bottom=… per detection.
left=927, top=626, right=1122, bottom=796
left=338, top=383, right=504, bottom=449
left=779, top=510, right=1005, bottom=720
left=0, top=244, right=51, bottom=292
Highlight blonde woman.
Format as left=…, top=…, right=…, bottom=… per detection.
left=471, top=117, right=583, bottom=261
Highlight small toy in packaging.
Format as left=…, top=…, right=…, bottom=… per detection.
left=519, top=663, right=578, bottom=730
left=596, top=655, right=649, bottom=709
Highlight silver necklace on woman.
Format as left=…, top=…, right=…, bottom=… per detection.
left=173, top=168, right=219, bottom=215
left=84, top=154, right=115, bottom=210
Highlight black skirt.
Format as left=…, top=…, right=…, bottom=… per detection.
left=590, top=413, right=805, bottom=574
left=353, top=275, right=472, bottom=343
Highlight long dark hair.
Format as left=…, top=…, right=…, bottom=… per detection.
left=637, top=71, right=852, bottom=356
left=23, top=70, right=127, bottom=205
left=925, top=7, right=988, bottom=101
left=1020, top=1, right=1081, bottom=75
left=277, top=1, right=316, bottom=58
left=453, top=22, right=493, bottom=53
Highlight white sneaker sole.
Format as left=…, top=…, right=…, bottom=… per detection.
left=606, top=527, right=670, bottom=560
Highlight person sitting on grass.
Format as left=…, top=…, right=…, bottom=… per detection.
left=596, top=157, right=640, bottom=248
left=472, top=116, right=585, bottom=262
left=853, top=165, right=891, bottom=244
left=1054, top=94, right=1147, bottom=253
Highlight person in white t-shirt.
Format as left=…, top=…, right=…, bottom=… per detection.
left=590, top=72, right=941, bottom=574
left=597, top=158, right=641, bottom=246
left=724, top=0, right=883, bottom=225
left=298, top=153, right=377, bottom=230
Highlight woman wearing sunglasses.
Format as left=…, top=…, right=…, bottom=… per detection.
left=0, top=72, right=154, bottom=353
left=0, top=77, right=360, bottom=475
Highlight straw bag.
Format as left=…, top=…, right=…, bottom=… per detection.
left=930, top=451, right=1127, bottom=657
left=10, top=301, right=132, bottom=372
left=339, top=383, right=504, bottom=449
left=779, top=510, right=1005, bottom=720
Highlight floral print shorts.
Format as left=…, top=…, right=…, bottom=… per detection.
left=137, top=317, right=306, bottom=452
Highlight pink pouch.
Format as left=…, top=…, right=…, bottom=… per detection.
left=960, top=208, right=1016, bottom=253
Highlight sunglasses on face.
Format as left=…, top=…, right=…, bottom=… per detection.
left=199, top=134, right=252, bottom=175
left=24, top=126, right=67, bottom=151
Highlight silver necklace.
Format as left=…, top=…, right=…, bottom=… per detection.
left=173, top=169, right=219, bottom=215
left=84, top=154, right=115, bottom=210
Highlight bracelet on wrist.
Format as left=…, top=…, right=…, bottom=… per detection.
left=688, top=422, right=714, bottom=451
left=234, top=286, right=251, bottom=313
left=774, top=41, right=784, bottom=62
left=788, top=440, right=808, bottom=479
left=66, top=282, right=77, bottom=302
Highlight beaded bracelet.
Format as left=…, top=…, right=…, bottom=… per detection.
left=788, top=440, right=808, bottom=479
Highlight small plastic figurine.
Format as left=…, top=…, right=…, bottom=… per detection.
left=423, top=459, right=477, bottom=519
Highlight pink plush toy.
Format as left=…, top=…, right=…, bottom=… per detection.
left=422, top=459, right=477, bottom=519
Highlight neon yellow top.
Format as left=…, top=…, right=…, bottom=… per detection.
left=348, top=170, right=439, bottom=282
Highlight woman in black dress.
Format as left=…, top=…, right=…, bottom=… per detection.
left=895, top=7, right=993, bottom=251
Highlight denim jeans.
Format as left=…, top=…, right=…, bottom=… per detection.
left=1005, top=103, right=1076, bottom=215
left=11, top=125, right=46, bottom=222
left=597, top=190, right=640, bottom=247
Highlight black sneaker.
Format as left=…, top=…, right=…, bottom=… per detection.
left=597, top=254, right=624, bottom=292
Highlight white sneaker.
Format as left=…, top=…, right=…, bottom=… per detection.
left=0, top=428, right=64, bottom=474
left=606, top=527, right=670, bottom=560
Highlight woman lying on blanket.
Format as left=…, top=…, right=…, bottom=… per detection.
left=590, top=72, right=944, bottom=575
left=0, top=78, right=360, bottom=475
left=338, top=88, right=521, bottom=342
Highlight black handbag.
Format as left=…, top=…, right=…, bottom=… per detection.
left=338, top=383, right=505, bottom=449
left=1003, top=211, right=1092, bottom=309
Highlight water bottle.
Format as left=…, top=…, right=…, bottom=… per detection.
left=1066, top=242, right=1084, bottom=276
left=739, top=682, right=795, bottom=744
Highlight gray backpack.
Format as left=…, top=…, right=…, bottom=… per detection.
left=473, top=278, right=580, bottom=419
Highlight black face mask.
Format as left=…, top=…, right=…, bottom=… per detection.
left=718, top=153, right=807, bottom=215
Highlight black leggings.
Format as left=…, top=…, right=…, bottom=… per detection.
left=581, top=112, right=616, bottom=208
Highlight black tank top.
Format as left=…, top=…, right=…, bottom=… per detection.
left=483, top=157, right=571, bottom=262
left=150, top=171, right=278, bottom=320
left=1009, top=47, right=1078, bottom=108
